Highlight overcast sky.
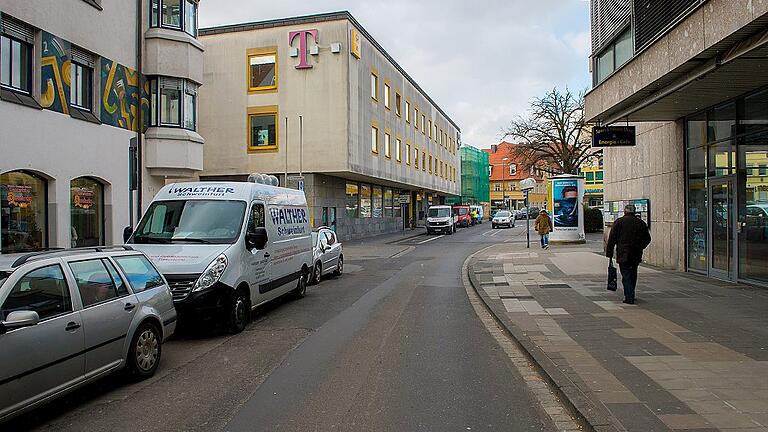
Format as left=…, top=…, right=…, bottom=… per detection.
left=199, top=0, right=591, bottom=149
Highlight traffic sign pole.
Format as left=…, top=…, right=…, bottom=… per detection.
left=525, top=190, right=531, bottom=249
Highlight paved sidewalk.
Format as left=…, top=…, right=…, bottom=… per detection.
left=467, top=242, right=768, bottom=432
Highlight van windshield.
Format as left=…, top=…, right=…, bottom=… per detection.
left=131, top=200, right=247, bottom=244
left=428, top=208, right=451, bottom=218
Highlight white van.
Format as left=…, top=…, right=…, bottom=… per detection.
left=126, top=180, right=312, bottom=333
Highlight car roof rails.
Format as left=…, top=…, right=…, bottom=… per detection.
left=11, top=245, right=135, bottom=268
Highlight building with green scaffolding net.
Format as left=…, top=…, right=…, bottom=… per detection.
left=447, top=145, right=490, bottom=210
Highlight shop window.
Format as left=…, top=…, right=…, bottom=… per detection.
left=248, top=51, right=277, bottom=92
left=686, top=112, right=707, bottom=148
left=247, top=108, right=278, bottom=151
left=360, top=184, right=372, bottom=218
left=150, top=0, right=197, bottom=36
left=687, top=145, right=707, bottom=272
left=708, top=103, right=737, bottom=143
left=371, top=125, right=379, bottom=154
left=0, top=28, right=33, bottom=94
left=372, top=187, right=383, bottom=218
left=743, top=89, right=768, bottom=134
left=393, top=189, right=402, bottom=218
left=708, top=142, right=734, bottom=177
left=70, top=178, right=104, bottom=248
left=384, top=188, right=393, bottom=217
left=345, top=183, right=359, bottom=219
left=1, top=171, right=48, bottom=253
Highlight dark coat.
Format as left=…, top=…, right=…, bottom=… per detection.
left=606, top=214, right=651, bottom=265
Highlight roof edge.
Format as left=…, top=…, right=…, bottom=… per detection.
left=198, top=11, right=461, bottom=133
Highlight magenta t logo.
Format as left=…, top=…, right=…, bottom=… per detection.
left=289, top=29, right=319, bottom=69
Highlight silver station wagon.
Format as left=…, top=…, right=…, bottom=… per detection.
left=0, top=247, right=177, bottom=422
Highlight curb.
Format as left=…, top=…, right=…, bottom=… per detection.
left=465, top=250, right=622, bottom=432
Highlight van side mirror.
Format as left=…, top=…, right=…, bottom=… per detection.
left=246, top=227, right=268, bottom=250
left=123, top=226, right=133, bottom=243
left=1, top=311, right=40, bottom=334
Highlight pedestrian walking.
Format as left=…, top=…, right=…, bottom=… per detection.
left=534, top=209, right=553, bottom=249
left=605, top=204, right=652, bottom=304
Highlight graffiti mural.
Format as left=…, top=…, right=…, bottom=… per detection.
left=100, top=58, right=142, bottom=131
left=41, top=32, right=71, bottom=114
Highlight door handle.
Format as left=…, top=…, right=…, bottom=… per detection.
left=65, top=322, right=81, bottom=331
left=124, top=303, right=136, bottom=311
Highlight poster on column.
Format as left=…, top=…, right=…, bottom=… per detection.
left=549, top=176, right=585, bottom=243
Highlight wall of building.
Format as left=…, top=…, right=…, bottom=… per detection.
left=603, top=122, right=685, bottom=269
left=198, top=20, right=350, bottom=178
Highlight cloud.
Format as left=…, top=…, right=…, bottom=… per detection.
left=199, top=0, right=591, bottom=148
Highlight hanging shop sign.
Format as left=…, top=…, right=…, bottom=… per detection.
left=72, top=187, right=95, bottom=210
left=6, top=185, right=34, bottom=208
left=592, top=126, right=636, bottom=148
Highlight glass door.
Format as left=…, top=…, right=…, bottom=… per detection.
left=709, top=178, right=735, bottom=280
left=738, top=140, right=768, bottom=283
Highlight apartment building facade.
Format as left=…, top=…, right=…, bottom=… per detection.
left=486, top=143, right=547, bottom=212
left=586, top=0, right=768, bottom=285
left=198, top=12, right=461, bottom=240
left=0, top=0, right=204, bottom=253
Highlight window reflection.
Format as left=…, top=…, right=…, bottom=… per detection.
left=739, top=140, right=768, bottom=283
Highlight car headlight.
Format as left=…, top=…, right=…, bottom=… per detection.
left=193, top=254, right=228, bottom=292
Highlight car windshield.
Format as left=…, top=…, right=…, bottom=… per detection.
left=496, top=211, right=511, bottom=217
left=458, top=208, right=468, bottom=215
left=131, top=200, right=247, bottom=244
left=428, top=208, right=451, bottom=218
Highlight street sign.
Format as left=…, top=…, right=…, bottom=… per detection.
left=297, top=179, right=305, bottom=191
left=287, top=175, right=305, bottom=181
left=520, top=177, right=536, bottom=191
left=592, top=126, right=636, bottom=147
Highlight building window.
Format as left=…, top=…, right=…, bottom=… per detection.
left=422, top=151, right=426, bottom=171
left=345, top=183, right=359, bottom=219
left=406, top=142, right=411, bottom=165
left=509, top=164, right=517, bottom=176
left=373, top=186, right=383, bottom=218
left=370, top=72, right=378, bottom=101
left=489, top=166, right=493, bottom=177
left=70, top=178, right=104, bottom=248
left=384, top=133, right=391, bottom=158
left=384, top=83, right=391, bottom=110
left=393, top=189, right=402, bottom=218
left=149, top=77, right=197, bottom=130
left=415, top=108, right=419, bottom=128
left=248, top=51, right=277, bottom=92
left=414, top=147, right=419, bottom=169
left=150, top=0, right=197, bottom=36
left=429, top=155, right=433, bottom=173
left=1, top=171, right=48, bottom=254
left=70, top=62, right=93, bottom=110
left=247, top=108, right=278, bottom=151
left=421, top=114, right=426, bottom=134
left=396, top=138, right=402, bottom=162
left=405, top=100, right=410, bottom=123
left=183, top=82, right=197, bottom=130
left=0, top=33, right=33, bottom=94
left=428, top=120, right=432, bottom=139
left=595, top=27, right=632, bottom=84
left=360, top=184, right=372, bottom=218
left=371, top=125, right=379, bottom=153
left=494, top=183, right=501, bottom=192
left=395, top=92, right=402, bottom=117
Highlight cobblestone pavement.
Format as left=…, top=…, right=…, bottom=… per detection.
left=468, top=243, right=768, bottom=432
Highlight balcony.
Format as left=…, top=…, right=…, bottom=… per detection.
left=144, top=27, right=204, bottom=84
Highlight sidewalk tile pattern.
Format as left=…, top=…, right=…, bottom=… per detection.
left=470, top=247, right=768, bottom=432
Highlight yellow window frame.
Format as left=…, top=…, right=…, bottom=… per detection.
left=371, top=123, right=380, bottom=154
left=405, top=100, right=411, bottom=123
left=247, top=48, right=278, bottom=94
left=395, top=91, right=402, bottom=117
left=384, top=81, right=391, bottom=110
left=406, top=142, right=412, bottom=165
left=384, top=130, right=392, bottom=158
left=247, top=106, right=279, bottom=152
left=371, top=69, right=379, bottom=101
left=396, top=137, right=402, bottom=162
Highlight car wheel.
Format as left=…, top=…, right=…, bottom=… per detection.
left=333, top=255, right=343, bottom=276
left=227, top=288, right=250, bottom=334
left=127, top=322, right=162, bottom=380
left=426, top=229, right=432, bottom=235
left=492, top=224, right=496, bottom=229
left=293, top=271, right=308, bottom=298
left=312, top=262, right=322, bottom=285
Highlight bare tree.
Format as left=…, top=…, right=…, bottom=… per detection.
left=502, top=88, right=599, bottom=175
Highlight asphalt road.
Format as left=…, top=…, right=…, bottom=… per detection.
left=6, top=221, right=554, bottom=432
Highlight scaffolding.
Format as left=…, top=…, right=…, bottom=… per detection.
left=447, top=145, right=490, bottom=205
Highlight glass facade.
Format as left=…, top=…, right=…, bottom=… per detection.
left=70, top=178, right=104, bottom=248
left=1, top=171, right=47, bottom=253
left=686, top=89, right=768, bottom=284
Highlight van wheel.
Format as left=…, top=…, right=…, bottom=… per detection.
left=127, top=322, right=161, bottom=380
left=293, top=272, right=307, bottom=298
left=227, top=288, right=250, bottom=334
left=333, top=255, right=343, bottom=276
left=312, top=262, right=322, bottom=285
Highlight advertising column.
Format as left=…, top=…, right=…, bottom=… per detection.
left=549, top=174, right=585, bottom=244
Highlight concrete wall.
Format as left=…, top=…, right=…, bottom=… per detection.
left=346, top=21, right=460, bottom=197
left=603, top=122, right=686, bottom=270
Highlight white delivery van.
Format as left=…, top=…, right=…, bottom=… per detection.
left=126, top=179, right=312, bottom=333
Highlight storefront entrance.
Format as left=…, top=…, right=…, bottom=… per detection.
left=709, top=178, right=735, bottom=281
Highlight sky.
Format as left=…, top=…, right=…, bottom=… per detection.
left=199, top=0, right=592, bottom=149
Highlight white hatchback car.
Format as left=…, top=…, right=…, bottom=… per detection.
left=492, top=210, right=516, bottom=229
left=310, top=227, right=343, bottom=285
left=0, top=247, right=176, bottom=422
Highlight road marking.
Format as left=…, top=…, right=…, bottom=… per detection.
left=462, top=249, right=582, bottom=432
left=417, top=235, right=445, bottom=244
left=389, top=246, right=416, bottom=258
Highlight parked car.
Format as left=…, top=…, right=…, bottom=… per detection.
left=453, top=205, right=473, bottom=227
left=127, top=179, right=313, bottom=334
left=310, top=227, right=343, bottom=285
left=514, top=209, right=527, bottom=220
left=426, top=205, right=456, bottom=235
left=492, top=210, right=515, bottom=229
left=0, top=247, right=176, bottom=422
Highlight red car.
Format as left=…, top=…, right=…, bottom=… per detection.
left=452, top=205, right=473, bottom=227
